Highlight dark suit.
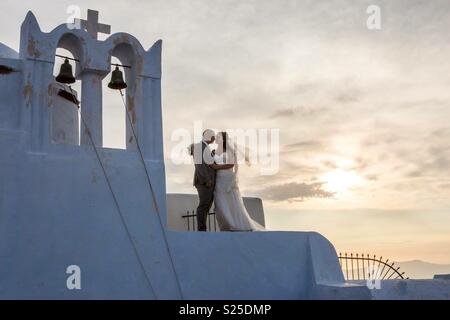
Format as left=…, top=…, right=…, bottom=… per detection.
left=193, top=142, right=216, bottom=231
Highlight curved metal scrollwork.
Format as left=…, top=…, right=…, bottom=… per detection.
left=338, top=253, right=408, bottom=281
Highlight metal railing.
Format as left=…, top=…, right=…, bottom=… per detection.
left=338, top=253, right=408, bottom=281
left=182, top=210, right=218, bottom=232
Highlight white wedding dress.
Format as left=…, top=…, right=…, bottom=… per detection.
left=213, top=154, right=265, bottom=232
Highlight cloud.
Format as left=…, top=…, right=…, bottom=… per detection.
left=282, top=140, right=324, bottom=153
left=336, top=92, right=361, bottom=104
left=256, top=182, right=334, bottom=202
left=365, top=174, right=378, bottom=181
left=431, top=127, right=450, bottom=138
left=270, top=108, right=296, bottom=118
left=406, top=154, right=450, bottom=178
left=321, top=160, right=337, bottom=169
left=269, top=106, right=327, bottom=119
left=335, top=89, right=362, bottom=104
left=403, top=136, right=450, bottom=178
left=439, top=183, right=450, bottom=190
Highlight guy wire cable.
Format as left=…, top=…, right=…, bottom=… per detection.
left=118, top=89, right=184, bottom=299
left=67, top=86, right=158, bottom=299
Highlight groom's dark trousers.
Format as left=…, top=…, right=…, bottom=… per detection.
left=193, top=142, right=216, bottom=231
left=195, top=185, right=214, bottom=231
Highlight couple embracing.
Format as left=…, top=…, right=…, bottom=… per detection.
left=191, top=129, right=264, bottom=232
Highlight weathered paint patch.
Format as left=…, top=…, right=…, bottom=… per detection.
left=23, top=84, right=33, bottom=107
left=91, top=169, right=98, bottom=184
left=113, top=34, right=131, bottom=46
left=27, top=37, right=41, bottom=58
left=136, top=61, right=143, bottom=74
left=47, top=84, right=53, bottom=107
left=127, top=95, right=137, bottom=124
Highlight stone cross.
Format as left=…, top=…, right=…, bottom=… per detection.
left=75, top=9, right=111, bottom=40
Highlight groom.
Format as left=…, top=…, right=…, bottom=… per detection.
left=193, top=129, right=216, bottom=231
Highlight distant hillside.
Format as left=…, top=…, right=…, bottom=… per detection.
left=395, top=260, right=450, bottom=279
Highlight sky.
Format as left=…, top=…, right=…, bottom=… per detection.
left=1, top=0, right=450, bottom=263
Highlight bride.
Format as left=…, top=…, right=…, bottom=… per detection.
left=210, top=132, right=265, bottom=232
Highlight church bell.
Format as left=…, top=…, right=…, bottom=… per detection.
left=108, top=66, right=127, bottom=90
left=55, top=59, right=76, bottom=84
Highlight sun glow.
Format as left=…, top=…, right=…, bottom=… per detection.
left=321, top=169, right=362, bottom=193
